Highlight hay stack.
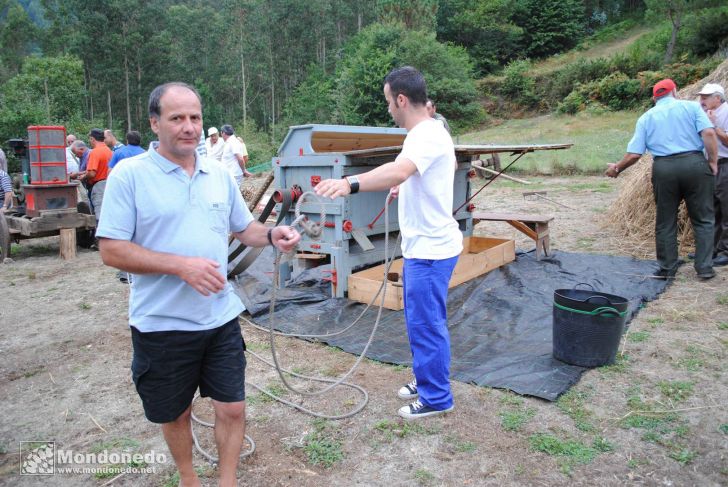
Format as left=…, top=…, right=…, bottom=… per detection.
left=607, top=58, right=728, bottom=258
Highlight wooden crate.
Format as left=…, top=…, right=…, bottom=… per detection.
left=347, top=236, right=516, bottom=310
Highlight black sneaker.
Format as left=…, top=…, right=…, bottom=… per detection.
left=397, top=378, right=418, bottom=399
left=398, top=399, right=453, bottom=420
left=713, top=254, right=728, bottom=267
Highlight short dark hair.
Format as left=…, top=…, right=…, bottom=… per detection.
left=384, top=66, right=427, bottom=106
left=220, top=124, right=235, bottom=136
left=88, top=128, right=105, bottom=142
left=126, top=130, right=141, bottom=146
left=148, top=82, right=202, bottom=119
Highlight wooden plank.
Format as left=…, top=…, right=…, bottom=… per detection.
left=59, top=228, right=76, bottom=260
left=505, top=220, right=538, bottom=240
left=472, top=211, right=554, bottom=223
left=295, top=253, right=327, bottom=260
left=471, top=163, right=532, bottom=184
left=7, top=212, right=95, bottom=236
left=312, top=132, right=406, bottom=153
left=348, top=275, right=404, bottom=310
left=345, top=143, right=573, bottom=158
left=347, top=237, right=515, bottom=310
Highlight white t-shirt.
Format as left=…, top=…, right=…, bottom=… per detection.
left=205, top=137, right=225, bottom=161
left=397, top=119, right=463, bottom=259
left=712, top=102, right=728, bottom=158
left=66, top=147, right=79, bottom=174
left=221, top=136, right=246, bottom=179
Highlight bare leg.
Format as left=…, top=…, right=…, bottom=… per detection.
left=212, top=400, right=245, bottom=487
left=160, top=405, right=200, bottom=487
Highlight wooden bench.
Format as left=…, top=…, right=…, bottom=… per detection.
left=472, top=212, right=554, bottom=260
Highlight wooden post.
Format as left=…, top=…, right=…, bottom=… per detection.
left=59, top=228, right=77, bottom=260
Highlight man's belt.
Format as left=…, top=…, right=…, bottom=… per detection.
left=653, top=150, right=703, bottom=160
left=718, top=157, right=728, bottom=165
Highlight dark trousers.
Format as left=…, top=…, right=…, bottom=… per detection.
left=715, top=158, right=728, bottom=256
left=652, top=153, right=715, bottom=274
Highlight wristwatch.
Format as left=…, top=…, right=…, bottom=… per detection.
left=345, top=175, right=360, bottom=194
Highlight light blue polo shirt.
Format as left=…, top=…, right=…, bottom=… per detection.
left=627, top=96, right=713, bottom=157
left=96, top=146, right=254, bottom=332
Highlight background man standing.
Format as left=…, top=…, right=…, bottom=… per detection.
left=108, top=131, right=145, bottom=170
left=84, top=128, right=112, bottom=223
left=606, top=78, right=718, bottom=280
left=698, top=83, right=728, bottom=267
left=0, top=166, right=12, bottom=211
left=220, top=124, right=251, bottom=185
left=425, top=98, right=451, bottom=134
left=205, top=127, right=225, bottom=161
left=104, top=129, right=125, bottom=151
left=316, top=66, right=462, bottom=420
left=65, top=134, right=79, bottom=174
left=97, top=82, right=300, bottom=487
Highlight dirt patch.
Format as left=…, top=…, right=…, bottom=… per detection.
left=1, top=176, right=726, bottom=486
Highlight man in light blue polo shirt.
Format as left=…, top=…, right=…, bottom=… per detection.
left=96, top=82, right=300, bottom=487
left=606, top=78, right=718, bottom=280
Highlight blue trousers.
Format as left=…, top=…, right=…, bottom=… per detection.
left=402, top=255, right=459, bottom=410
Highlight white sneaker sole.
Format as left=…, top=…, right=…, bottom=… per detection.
left=398, top=405, right=454, bottom=420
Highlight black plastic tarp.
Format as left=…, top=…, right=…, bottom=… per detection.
left=232, top=249, right=669, bottom=401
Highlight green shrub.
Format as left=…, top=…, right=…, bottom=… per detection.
left=676, top=6, right=728, bottom=58
left=557, top=90, right=588, bottom=114
left=541, top=57, right=614, bottom=102
left=512, top=0, right=586, bottom=59
left=500, top=60, right=538, bottom=108
left=597, top=73, right=643, bottom=111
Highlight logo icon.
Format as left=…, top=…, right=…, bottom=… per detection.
left=20, top=441, right=55, bottom=475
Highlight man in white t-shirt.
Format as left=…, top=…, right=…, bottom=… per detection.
left=205, top=127, right=225, bottom=161
left=315, top=66, right=462, bottom=420
left=220, top=124, right=251, bottom=185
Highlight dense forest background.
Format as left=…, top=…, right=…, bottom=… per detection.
left=0, top=0, right=726, bottom=171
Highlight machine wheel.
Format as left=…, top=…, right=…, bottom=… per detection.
left=0, top=212, right=10, bottom=262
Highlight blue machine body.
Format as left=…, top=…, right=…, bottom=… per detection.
left=273, top=124, right=474, bottom=297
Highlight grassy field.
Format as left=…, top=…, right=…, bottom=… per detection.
left=458, top=109, right=640, bottom=174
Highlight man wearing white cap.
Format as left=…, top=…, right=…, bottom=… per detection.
left=699, top=83, right=728, bottom=266
left=205, top=127, right=225, bottom=162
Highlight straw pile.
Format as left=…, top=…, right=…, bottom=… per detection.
left=607, top=58, right=728, bottom=258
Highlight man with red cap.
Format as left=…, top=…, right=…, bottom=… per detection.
left=606, top=79, right=719, bottom=280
